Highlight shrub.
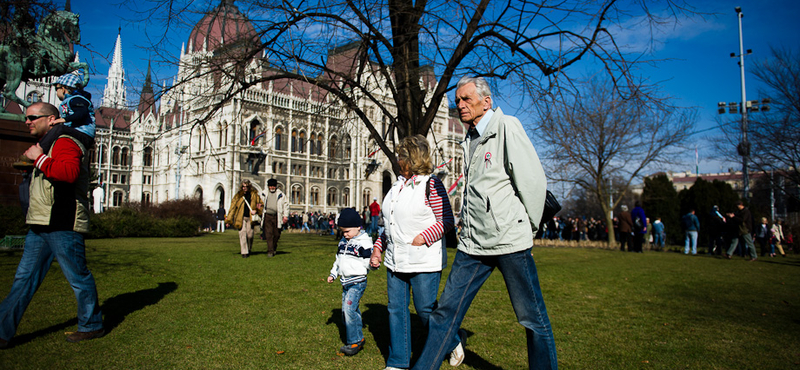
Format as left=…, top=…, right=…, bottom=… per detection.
left=87, top=198, right=207, bottom=238
left=0, top=204, right=29, bottom=238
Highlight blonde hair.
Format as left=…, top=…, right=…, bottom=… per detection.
left=396, top=135, right=432, bottom=176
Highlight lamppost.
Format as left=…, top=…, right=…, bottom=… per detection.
left=715, top=7, right=770, bottom=201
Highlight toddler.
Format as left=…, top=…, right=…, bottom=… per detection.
left=327, top=208, right=373, bottom=356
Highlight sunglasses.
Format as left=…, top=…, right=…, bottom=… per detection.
left=25, top=114, right=53, bottom=121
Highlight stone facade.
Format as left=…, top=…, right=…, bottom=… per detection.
left=89, top=1, right=465, bottom=215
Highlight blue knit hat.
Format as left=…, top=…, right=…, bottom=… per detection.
left=338, top=208, right=362, bottom=228
left=53, top=73, right=83, bottom=89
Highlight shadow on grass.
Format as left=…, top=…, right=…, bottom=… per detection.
left=757, top=258, right=800, bottom=267
left=102, top=282, right=178, bottom=332
left=11, top=282, right=177, bottom=346
left=326, top=303, right=502, bottom=368
left=326, top=303, right=391, bottom=359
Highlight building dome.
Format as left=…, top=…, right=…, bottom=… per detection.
left=187, top=0, right=258, bottom=54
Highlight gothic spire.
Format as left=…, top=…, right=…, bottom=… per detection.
left=101, top=30, right=127, bottom=109
left=138, top=61, right=157, bottom=116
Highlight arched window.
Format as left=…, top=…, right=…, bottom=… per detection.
left=249, top=120, right=260, bottom=144
left=309, top=133, right=317, bottom=155
left=90, top=145, right=99, bottom=164
left=362, top=189, right=371, bottom=208
left=298, top=131, right=306, bottom=153
left=327, top=188, right=337, bottom=206
left=291, top=129, right=298, bottom=152
left=142, top=192, right=152, bottom=206
left=291, top=184, right=303, bottom=204
left=310, top=187, right=320, bottom=206
left=112, top=146, right=121, bottom=165
left=343, top=135, right=351, bottom=159
left=275, top=126, right=284, bottom=151
left=329, top=135, right=337, bottom=158
left=316, top=135, right=323, bottom=157
left=143, top=147, right=153, bottom=167
left=112, top=190, right=124, bottom=207
left=342, top=188, right=350, bottom=207
left=121, top=147, right=129, bottom=166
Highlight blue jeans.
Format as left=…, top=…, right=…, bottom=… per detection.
left=386, top=269, right=442, bottom=368
left=0, top=230, right=103, bottom=341
left=412, top=249, right=557, bottom=370
left=342, top=280, right=367, bottom=345
left=654, top=233, right=665, bottom=248
left=370, top=216, right=380, bottom=234
left=684, top=231, right=698, bottom=254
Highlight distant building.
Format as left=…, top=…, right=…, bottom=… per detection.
left=663, top=169, right=749, bottom=192
left=87, top=0, right=466, bottom=214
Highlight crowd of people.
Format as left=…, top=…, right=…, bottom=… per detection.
left=540, top=216, right=608, bottom=241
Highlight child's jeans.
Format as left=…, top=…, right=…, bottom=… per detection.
left=342, top=280, right=367, bottom=345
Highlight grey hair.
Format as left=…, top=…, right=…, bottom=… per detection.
left=620, top=205, right=628, bottom=212
left=457, top=76, right=492, bottom=98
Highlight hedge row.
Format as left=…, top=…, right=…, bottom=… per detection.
left=1, top=199, right=210, bottom=239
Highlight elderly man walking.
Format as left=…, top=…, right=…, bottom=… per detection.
left=411, top=77, right=557, bottom=370
left=0, top=102, right=104, bottom=349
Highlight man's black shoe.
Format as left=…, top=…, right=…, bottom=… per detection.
left=66, top=329, right=105, bottom=343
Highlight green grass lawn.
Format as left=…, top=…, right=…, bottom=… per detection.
left=0, top=231, right=798, bottom=369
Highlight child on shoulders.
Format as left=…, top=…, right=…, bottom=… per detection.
left=51, top=72, right=96, bottom=149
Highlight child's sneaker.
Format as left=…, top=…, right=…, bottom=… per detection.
left=339, top=339, right=364, bottom=356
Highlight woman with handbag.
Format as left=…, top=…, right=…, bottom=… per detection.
left=225, top=179, right=263, bottom=258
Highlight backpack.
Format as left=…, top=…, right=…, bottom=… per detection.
left=425, top=177, right=458, bottom=249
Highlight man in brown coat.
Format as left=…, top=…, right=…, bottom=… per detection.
left=618, top=205, right=634, bottom=252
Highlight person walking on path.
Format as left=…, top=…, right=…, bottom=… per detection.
left=369, top=197, right=381, bottom=235
left=725, top=201, right=758, bottom=261
left=261, top=178, right=289, bottom=257
left=631, top=202, right=647, bottom=253
left=755, top=217, right=771, bottom=257
left=225, top=179, right=262, bottom=258
left=682, top=209, right=700, bottom=255
left=771, top=220, right=786, bottom=257
left=707, top=206, right=727, bottom=255
left=369, top=135, right=456, bottom=370
left=411, top=76, right=557, bottom=370
left=0, top=102, right=104, bottom=348
left=618, top=205, right=634, bottom=252
left=327, top=208, right=373, bottom=356
left=652, top=217, right=666, bottom=251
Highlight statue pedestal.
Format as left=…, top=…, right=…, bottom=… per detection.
left=0, top=115, right=36, bottom=206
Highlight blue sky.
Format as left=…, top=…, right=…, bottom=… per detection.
left=67, top=0, right=800, bottom=175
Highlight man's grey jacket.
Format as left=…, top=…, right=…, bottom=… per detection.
left=458, top=107, right=546, bottom=256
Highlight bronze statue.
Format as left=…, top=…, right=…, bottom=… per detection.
left=1, top=10, right=89, bottom=112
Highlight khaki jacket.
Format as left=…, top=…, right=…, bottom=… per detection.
left=27, top=135, right=90, bottom=233
left=225, top=189, right=263, bottom=230
left=458, top=108, right=546, bottom=256
left=262, top=189, right=289, bottom=229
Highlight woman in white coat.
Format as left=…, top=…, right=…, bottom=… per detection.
left=370, top=135, right=456, bottom=370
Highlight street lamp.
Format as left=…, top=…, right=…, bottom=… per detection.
left=713, top=7, right=770, bottom=201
